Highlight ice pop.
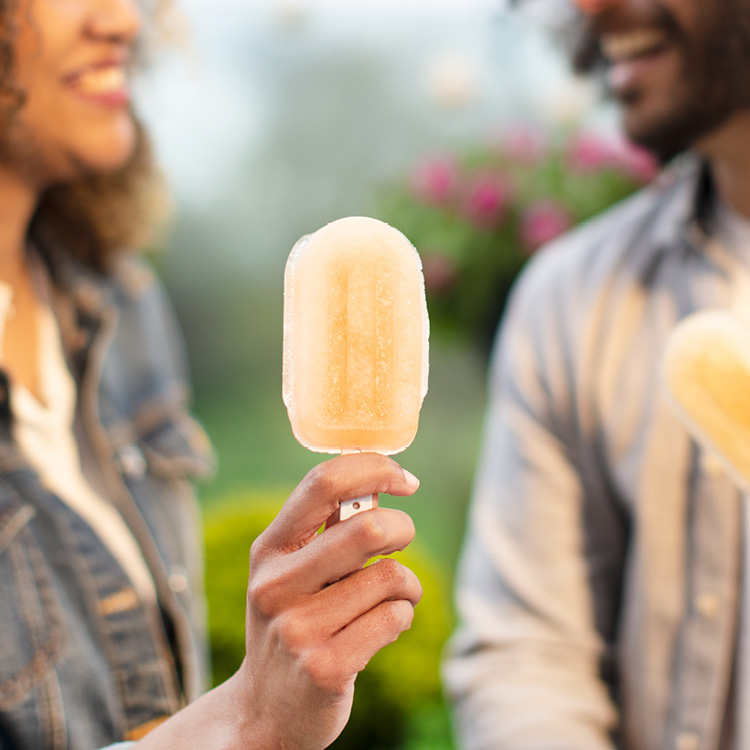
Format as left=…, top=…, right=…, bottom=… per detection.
left=661, top=310, right=750, bottom=492
left=283, top=216, right=429, bottom=517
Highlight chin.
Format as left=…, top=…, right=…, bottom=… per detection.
left=89, top=147, right=137, bottom=174
left=85, top=122, right=139, bottom=173
left=621, top=105, right=697, bottom=165
left=619, top=82, right=742, bottom=166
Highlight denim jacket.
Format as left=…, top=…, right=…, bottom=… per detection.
left=0, top=245, right=214, bottom=749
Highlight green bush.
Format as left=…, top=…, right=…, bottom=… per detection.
left=203, top=488, right=455, bottom=749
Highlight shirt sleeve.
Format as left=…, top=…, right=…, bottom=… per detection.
left=443, top=255, right=624, bottom=749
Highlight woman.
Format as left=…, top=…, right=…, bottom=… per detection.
left=0, top=0, right=423, bottom=748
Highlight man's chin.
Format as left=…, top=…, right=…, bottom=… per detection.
left=618, top=87, right=747, bottom=166
left=625, top=129, right=688, bottom=166
left=620, top=106, right=707, bottom=165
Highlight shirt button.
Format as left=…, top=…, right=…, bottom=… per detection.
left=168, top=569, right=190, bottom=594
left=676, top=732, right=700, bottom=750
left=695, top=592, right=720, bottom=619
left=118, top=445, right=147, bottom=478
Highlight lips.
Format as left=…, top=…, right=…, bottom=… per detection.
left=73, top=65, right=127, bottom=94
left=593, top=24, right=678, bottom=101
left=64, top=61, right=130, bottom=104
left=600, top=28, right=670, bottom=63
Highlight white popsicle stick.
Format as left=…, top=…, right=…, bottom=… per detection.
left=340, top=492, right=377, bottom=521
left=339, top=447, right=377, bottom=520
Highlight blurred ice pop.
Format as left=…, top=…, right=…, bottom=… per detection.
left=283, top=216, right=429, bottom=517
left=661, top=309, right=750, bottom=492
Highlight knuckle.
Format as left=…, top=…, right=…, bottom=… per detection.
left=300, top=651, right=328, bottom=686
left=381, top=453, right=404, bottom=473
left=247, top=562, right=300, bottom=619
left=247, top=573, right=280, bottom=618
left=390, top=562, right=423, bottom=603
left=272, top=612, right=306, bottom=653
left=305, top=462, right=339, bottom=497
left=248, top=533, right=270, bottom=566
left=249, top=524, right=288, bottom=568
left=354, top=512, right=387, bottom=549
left=374, top=557, right=407, bottom=586
left=380, top=599, right=415, bottom=636
left=300, top=651, right=349, bottom=696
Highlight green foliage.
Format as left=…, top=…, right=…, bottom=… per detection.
left=203, top=491, right=280, bottom=685
left=376, top=124, right=658, bottom=353
left=203, top=488, right=456, bottom=749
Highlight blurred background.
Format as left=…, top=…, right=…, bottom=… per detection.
left=134, top=1, right=653, bottom=746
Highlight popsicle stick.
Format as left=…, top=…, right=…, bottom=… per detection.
left=340, top=492, right=377, bottom=520
left=338, top=447, right=377, bottom=520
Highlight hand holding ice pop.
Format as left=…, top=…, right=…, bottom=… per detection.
left=283, top=216, right=429, bottom=518
left=133, top=454, right=422, bottom=750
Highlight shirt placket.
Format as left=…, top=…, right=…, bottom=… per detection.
left=667, top=467, right=741, bottom=750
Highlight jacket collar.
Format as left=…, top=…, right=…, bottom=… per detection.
left=28, top=226, right=121, bottom=368
left=31, top=235, right=116, bottom=319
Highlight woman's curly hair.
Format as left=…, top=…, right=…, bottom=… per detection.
left=1, top=0, right=173, bottom=273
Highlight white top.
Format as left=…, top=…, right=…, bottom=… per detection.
left=1, top=271, right=156, bottom=605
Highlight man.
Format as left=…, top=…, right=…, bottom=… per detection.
left=444, top=0, right=750, bottom=748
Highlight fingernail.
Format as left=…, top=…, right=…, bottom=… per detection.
left=402, top=469, right=420, bottom=489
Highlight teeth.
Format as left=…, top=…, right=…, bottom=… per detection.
left=75, top=67, right=126, bottom=94
left=601, top=29, right=668, bottom=62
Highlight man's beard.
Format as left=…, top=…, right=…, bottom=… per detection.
left=565, top=2, right=750, bottom=164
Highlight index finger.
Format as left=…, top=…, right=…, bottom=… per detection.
left=253, top=453, right=420, bottom=557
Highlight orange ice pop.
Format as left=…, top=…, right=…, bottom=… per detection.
left=662, top=310, right=750, bottom=492
left=283, top=216, right=429, bottom=517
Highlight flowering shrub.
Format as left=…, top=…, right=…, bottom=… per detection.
left=376, top=124, right=658, bottom=353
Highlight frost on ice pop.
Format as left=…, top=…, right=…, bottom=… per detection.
left=283, top=216, right=429, bottom=455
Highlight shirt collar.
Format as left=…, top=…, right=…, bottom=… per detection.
left=643, top=153, right=714, bottom=255
left=662, top=154, right=724, bottom=259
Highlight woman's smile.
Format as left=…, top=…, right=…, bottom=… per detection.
left=63, top=60, right=131, bottom=107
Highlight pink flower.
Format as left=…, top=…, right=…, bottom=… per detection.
left=462, top=173, right=512, bottom=228
left=499, top=124, right=548, bottom=164
left=520, top=200, right=573, bottom=251
left=566, top=133, right=616, bottom=173
left=409, top=157, right=458, bottom=205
